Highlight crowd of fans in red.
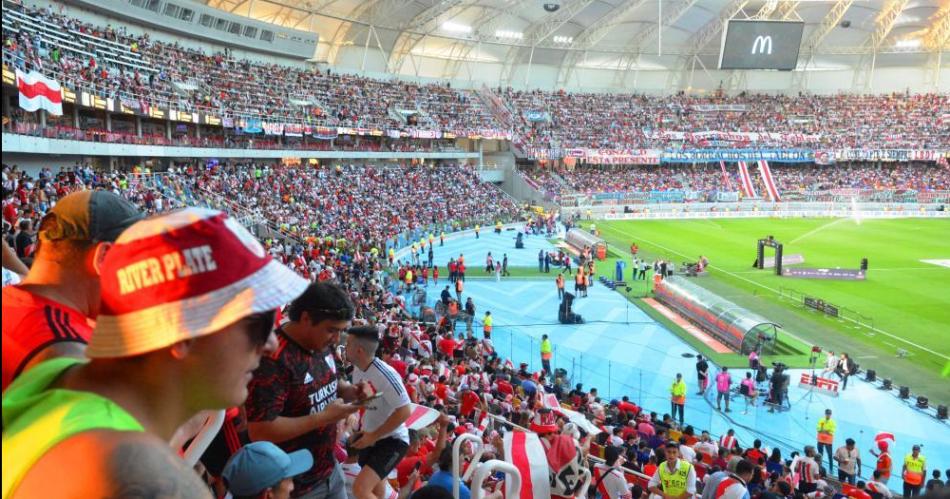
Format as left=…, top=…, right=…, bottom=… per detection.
left=6, top=160, right=939, bottom=499
left=4, top=3, right=949, bottom=153
left=3, top=3, right=498, bottom=133
left=3, top=4, right=949, bottom=499
left=520, top=164, right=950, bottom=201
left=503, top=89, right=948, bottom=152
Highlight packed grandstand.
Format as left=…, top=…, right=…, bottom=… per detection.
left=2, top=1, right=949, bottom=499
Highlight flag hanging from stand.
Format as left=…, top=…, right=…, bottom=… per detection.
left=757, top=160, right=782, bottom=201
left=719, top=160, right=732, bottom=189
left=16, top=69, right=63, bottom=115
left=737, top=161, right=757, bottom=198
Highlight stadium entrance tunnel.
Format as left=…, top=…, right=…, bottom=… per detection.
left=654, top=276, right=788, bottom=355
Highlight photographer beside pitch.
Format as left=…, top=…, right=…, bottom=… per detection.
left=346, top=326, right=412, bottom=499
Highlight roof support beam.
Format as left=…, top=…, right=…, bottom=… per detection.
left=555, top=0, right=651, bottom=87
left=498, top=0, right=596, bottom=86
left=387, top=0, right=467, bottom=73
left=852, top=0, right=910, bottom=89
left=609, top=0, right=699, bottom=88
left=667, top=0, right=749, bottom=91
left=792, top=0, right=853, bottom=90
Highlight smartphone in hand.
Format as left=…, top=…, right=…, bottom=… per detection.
left=353, top=392, right=383, bottom=406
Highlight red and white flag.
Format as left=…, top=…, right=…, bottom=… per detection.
left=404, top=404, right=440, bottom=430
left=737, top=161, right=757, bottom=198
left=503, top=431, right=551, bottom=499
left=16, top=69, right=63, bottom=116
left=474, top=411, right=490, bottom=436
left=874, top=432, right=895, bottom=445
left=757, top=160, right=781, bottom=201
left=719, top=160, right=732, bottom=189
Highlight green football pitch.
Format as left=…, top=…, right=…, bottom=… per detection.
left=596, top=217, right=950, bottom=402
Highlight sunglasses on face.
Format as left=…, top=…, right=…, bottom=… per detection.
left=244, top=310, right=277, bottom=347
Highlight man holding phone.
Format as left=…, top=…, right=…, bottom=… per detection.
left=346, top=326, right=412, bottom=499
left=245, top=283, right=366, bottom=499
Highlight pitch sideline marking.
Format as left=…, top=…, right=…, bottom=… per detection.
left=920, top=259, right=950, bottom=269
left=599, top=224, right=950, bottom=361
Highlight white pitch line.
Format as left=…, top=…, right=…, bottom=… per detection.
left=787, top=218, right=847, bottom=245
left=599, top=224, right=950, bottom=361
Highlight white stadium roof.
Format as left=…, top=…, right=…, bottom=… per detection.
left=203, top=0, right=949, bottom=90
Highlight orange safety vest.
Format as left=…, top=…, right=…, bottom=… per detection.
left=816, top=418, right=835, bottom=445
left=455, top=280, right=464, bottom=293
left=903, top=454, right=925, bottom=486
left=556, top=276, right=564, bottom=289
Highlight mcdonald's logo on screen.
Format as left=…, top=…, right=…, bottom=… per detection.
left=719, top=20, right=804, bottom=70
left=751, top=35, right=773, bottom=55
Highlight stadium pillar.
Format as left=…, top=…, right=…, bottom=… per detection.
left=166, top=120, right=172, bottom=140
left=39, top=109, right=46, bottom=127
left=73, top=105, right=80, bottom=129
left=105, top=112, right=112, bottom=132
left=2, top=93, right=10, bottom=121
left=135, top=116, right=142, bottom=137
left=195, top=124, right=201, bottom=140
left=478, top=140, right=483, bottom=169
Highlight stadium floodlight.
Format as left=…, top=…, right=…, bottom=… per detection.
left=895, top=38, right=921, bottom=48
left=495, top=30, right=524, bottom=40
left=553, top=35, right=573, bottom=44
left=441, top=22, right=472, bottom=34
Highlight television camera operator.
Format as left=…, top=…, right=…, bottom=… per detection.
left=767, top=362, right=789, bottom=412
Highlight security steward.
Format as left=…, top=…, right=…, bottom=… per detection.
left=902, top=445, right=926, bottom=497
left=649, top=441, right=697, bottom=499
left=816, top=409, right=836, bottom=473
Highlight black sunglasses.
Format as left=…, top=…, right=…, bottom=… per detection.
left=244, top=310, right=277, bottom=346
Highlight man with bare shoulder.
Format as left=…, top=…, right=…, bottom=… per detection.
left=2, top=208, right=308, bottom=498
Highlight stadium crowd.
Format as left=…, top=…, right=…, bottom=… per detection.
left=2, top=2, right=499, bottom=133
left=5, top=159, right=942, bottom=499
left=4, top=3, right=949, bottom=153
left=3, top=4, right=949, bottom=499
left=2, top=160, right=521, bottom=254
left=502, top=89, right=948, bottom=151
left=519, top=164, right=950, bottom=199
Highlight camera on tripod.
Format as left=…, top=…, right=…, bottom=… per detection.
left=771, top=362, right=787, bottom=373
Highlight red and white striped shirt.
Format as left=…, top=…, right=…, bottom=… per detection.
left=720, top=434, right=737, bottom=450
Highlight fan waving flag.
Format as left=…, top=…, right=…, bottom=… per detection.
left=503, top=431, right=551, bottom=499
left=16, top=69, right=63, bottom=116
left=874, top=432, right=895, bottom=446
left=404, top=404, right=439, bottom=430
